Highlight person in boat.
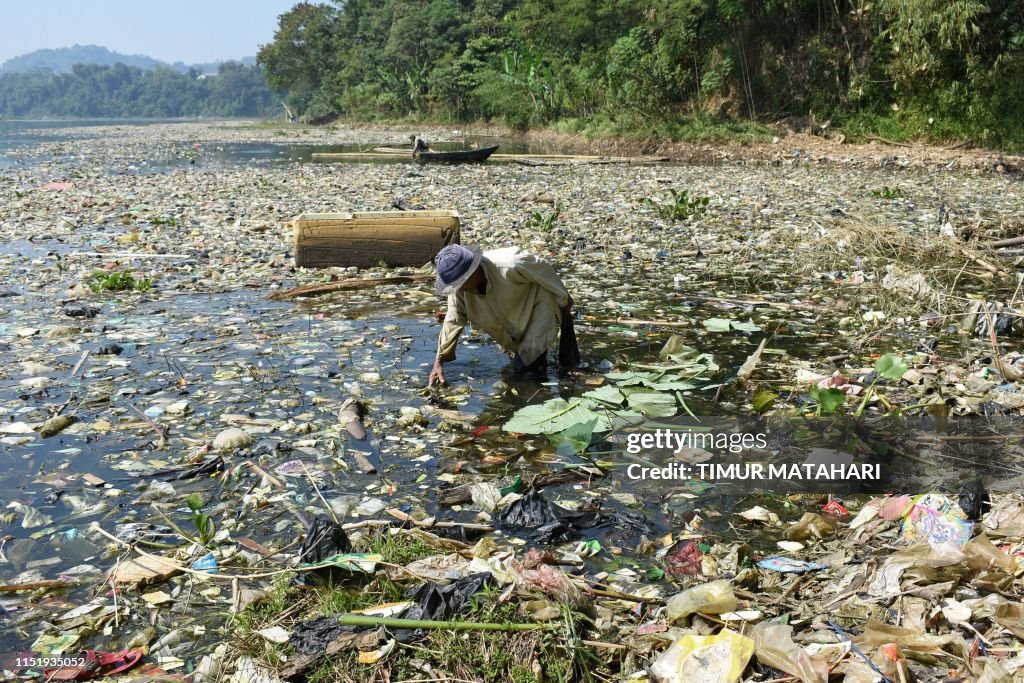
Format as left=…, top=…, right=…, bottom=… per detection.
left=410, top=134, right=430, bottom=157
left=429, top=244, right=578, bottom=385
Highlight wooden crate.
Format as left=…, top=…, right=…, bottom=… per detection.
left=292, top=210, right=460, bottom=269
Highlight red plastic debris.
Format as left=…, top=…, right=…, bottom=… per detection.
left=664, top=540, right=703, bottom=577
left=822, top=500, right=850, bottom=517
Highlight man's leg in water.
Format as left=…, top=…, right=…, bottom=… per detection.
left=512, top=351, right=548, bottom=376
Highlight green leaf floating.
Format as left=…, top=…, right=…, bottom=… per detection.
left=621, top=388, right=679, bottom=417
left=548, top=418, right=599, bottom=454
left=875, top=353, right=909, bottom=380
left=581, top=385, right=625, bottom=405
left=751, top=389, right=778, bottom=413
left=810, top=386, right=846, bottom=414
left=503, top=398, right=614, bottom=434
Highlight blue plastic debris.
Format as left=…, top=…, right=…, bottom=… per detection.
left=757, top=557, right=827, bottom=573
left=191, top=552, right=218, bottom=573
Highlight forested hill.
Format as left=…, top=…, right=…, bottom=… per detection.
left=0, top=61, right=278, bottom=118
left=0, top=45, right=168, bottom=74
left=257, top=0, right=1024, bottom=149
left=0, top=45, right=260, bottom=76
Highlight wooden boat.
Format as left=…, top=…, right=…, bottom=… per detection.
left=414, top=145, right=499, bottom=163
left=291, top=210, right=460, bottom=268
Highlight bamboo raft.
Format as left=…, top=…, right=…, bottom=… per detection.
left=291, top=210, right=460, bottom=269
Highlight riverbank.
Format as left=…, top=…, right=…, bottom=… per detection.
left=2, top=120, right=1024, bottom=682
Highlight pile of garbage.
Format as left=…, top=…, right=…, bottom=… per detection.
left=3, top=120, right=1024, bottom=682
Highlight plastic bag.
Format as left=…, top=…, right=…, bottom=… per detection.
left=297, top=516, right=352, bottom=583
left=299, top=516, right=352, bottom=563
left=394, top=572, right=491, bottom=642
left=752, top=622, right=827, bottom=683
left=497, top=490, right=604, bottom=543
left=665, top=579, right=737, bottom=622
left=649, top=630, right=754, bottom=683
left=959, top=478, right=991, bottom=521
left=289, top=616, right=355, bottom=655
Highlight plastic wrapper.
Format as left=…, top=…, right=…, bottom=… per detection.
left=855, top=618, right=965, bottom=657
left=783, top=513, right=837, bottom=542
left=757, top=557, right=827, bottom=573
left=665, top=579, right=737, bottom=622
left=649, top=629, right=754, bottom=683
left=901, top=493, right=973, bottom=550
left=963, top=533, right=1017, bottom=573
left=752, top=622, right=827, bottom=683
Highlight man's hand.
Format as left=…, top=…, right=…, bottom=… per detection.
left=561, top=294, right=575, bottom=314
left=428, top=359, right=446, bottom=387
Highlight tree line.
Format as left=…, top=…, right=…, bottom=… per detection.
left=0, top=62, right=278, bottom=118
left=257, top=0, right=1024, bottom=148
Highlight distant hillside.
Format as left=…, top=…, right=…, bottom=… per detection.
left=0, top=45, right=168, bottom=73
left=175, top=56, right=257, bottom=75
left=0, top=45, right=257, bottom=75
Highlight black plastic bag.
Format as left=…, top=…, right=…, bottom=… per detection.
left=289, top=616, right=357, bottom=655
left=394, top=572, right=491, bottom=642
left=959, top=477, right=991, bottom=521
left=299, top=516, right=351, bottom=563
left=498, top=490, right=604, bottom=543
left=297, top=516, right=352, bottom=583
left=558, top=313, right=581, bottom=371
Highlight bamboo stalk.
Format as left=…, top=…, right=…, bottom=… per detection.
left=336, top=613, right=552, bottom=632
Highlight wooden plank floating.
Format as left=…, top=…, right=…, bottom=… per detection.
left=311, top=151, right=669, bottom=164
left=292, top=210, right=460, bottom=269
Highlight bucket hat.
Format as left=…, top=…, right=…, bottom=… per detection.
left=434, top=244, right=483, bottom=295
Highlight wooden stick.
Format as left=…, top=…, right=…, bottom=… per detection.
left=0, top=580, right=72, bottom=592
left=267, top=274, right=434, bottom=300
left=67, top=252, right=192, bottom=259
left=336, top=613, right=552, bottom=632
left=384, top=509, right=494, bottom=531
left=591, top=587, right=665, bottom=605
left=581, top=640, right=628, bottom=650
left=438, top=470, right=592, bottom=506
left=866, top=135, right=912, bottom=148
left=69, top=350, right=90, bottom=378
left=985, top=235, right=1024, bottom=249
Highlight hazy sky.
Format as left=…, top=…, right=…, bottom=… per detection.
left=0, top=0, right=300, bottom=64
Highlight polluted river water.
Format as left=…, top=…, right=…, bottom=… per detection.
left=2, top=120, right=1024, bottom=679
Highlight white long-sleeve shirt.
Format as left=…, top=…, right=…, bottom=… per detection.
left=436, top=247, right=570, bottom=366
